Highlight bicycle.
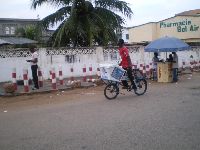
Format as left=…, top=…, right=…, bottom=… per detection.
left=101, top=66, right=147, bottom=100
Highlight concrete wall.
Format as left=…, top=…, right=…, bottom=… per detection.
left=0, top=46, right=200, bottom=82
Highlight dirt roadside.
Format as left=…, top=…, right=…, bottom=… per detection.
left=0, top=72, right=199, bottom=111
left=0, top=86, right=105, bottom=111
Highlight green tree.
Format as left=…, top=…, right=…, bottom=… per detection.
left=31, top=0, right=133, bottom=47
left=15, top=25, right=42, bottom=41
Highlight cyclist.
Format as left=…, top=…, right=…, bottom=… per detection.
left=118, top=39, right=137, bottom=90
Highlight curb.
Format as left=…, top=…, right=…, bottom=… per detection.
left=0, top=87, right=72, bottom=97
left=0, top=83, right=99, bottom=97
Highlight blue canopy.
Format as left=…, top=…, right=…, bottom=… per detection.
left=144, top=36, right=190, bottom=52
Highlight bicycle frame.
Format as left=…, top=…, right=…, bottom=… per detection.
left=103, top=68, right=147, bottom=99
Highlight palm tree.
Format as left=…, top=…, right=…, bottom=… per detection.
left=31, top=0, right=132, bottom=47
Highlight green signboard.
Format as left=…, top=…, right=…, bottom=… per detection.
left=160, top=19, right=199, bottom=32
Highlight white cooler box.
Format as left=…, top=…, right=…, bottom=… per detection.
left=99, top=64, right=126, bottom=82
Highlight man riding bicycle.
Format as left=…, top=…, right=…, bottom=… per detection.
left=118, top=39, right=137, bottom=90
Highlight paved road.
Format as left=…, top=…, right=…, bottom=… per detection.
left=0, top=73, right=200, bottom=150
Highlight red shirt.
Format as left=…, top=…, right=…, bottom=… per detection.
left=119, top=46, right=132, bottom=68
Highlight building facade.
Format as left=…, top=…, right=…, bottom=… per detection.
left=128, top=9, right=200, bottom=45
left=0, top=18, right=39, bottom=37
left=0, top=18, right=54, bottom=44
left=121, top=28, right=129, bottom=43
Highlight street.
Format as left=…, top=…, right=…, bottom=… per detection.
left=0, top=73, right=200, bottom=150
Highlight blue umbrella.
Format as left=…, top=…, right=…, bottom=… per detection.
left=144, top=36, right=190, bottom=52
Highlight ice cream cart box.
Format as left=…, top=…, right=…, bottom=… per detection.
left=99, top=64, right=126, bottom=82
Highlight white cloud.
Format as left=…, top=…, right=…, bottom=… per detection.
left=124, top=0, right=200, bottom=27
left=0, top=0, right=200, bottom=28
left=0, top=0, right=57, bottom=19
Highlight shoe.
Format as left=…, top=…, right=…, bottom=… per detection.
left=172, top=80, right=178, bottom=83
left=32, top=87, right=39, bottom=90
left=131, top=83, right=137, bottom=88
left=132, top=85, right=137, bottom=90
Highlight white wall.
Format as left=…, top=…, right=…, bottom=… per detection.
left=121, top=28, right=129, bottom=43
left=0, top=46, right=199, bottom=82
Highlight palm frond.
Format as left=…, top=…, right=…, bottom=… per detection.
left=41, top=6, right=71, bottom=29
left=53, top=21, right=68, bottom=47
left=95, top=7, right=124, bottom=28
left=95, top=0, right=133, bottom=18
left=31, top=0, right=73, bottom=9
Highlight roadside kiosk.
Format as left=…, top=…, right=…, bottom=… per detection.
left=144, top=36, right=190, bottom=83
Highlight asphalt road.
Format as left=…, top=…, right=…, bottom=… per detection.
left=0, top=73, right=200, bottom=150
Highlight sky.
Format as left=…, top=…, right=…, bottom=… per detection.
left=0, top=0, right=200, bottom=28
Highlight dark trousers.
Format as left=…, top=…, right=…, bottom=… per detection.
left=122, top=67, right=136, bottom=88
left=31, top=65, right=39, bottom=89
left=153, top=68, right=157, bottom=80
left=173, top=68, right=178, bottom=82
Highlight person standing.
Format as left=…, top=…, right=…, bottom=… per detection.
left=152, top=52, right=159, bottom=80
left=172, top=52, right=178, bottom=82
left=118, top=39, right=136, bottom=90
left=167, top=54, right=173, bottom=62
left=27, top=47, right=39, bottom=90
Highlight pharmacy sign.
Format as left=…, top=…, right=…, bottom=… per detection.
left=160, top=19, right=199, bottom=32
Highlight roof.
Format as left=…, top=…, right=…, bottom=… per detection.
left=175, top=9, right=200, bottom=16
left=0, top=37, right=38, bottom=45
left=0, top=39, right=12, bottom=45
left=127, top=22, right=157, bottom=29
left=0, top=18, right=40, bottom=22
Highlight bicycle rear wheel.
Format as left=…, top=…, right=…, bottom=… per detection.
left=104, top=83, right=119, bottom=100
left=134, top=79, right=147, bottom=95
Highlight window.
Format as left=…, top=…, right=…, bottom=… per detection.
left=5, top=27, right=10, bottom=34
left=126, top=34, right=129, bottom=40
left=65, top=55, right=76, bottom=63
left=11, top=27, right=15, bottom=35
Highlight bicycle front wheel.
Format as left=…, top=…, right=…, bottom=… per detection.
left=104, top=83, right=119, bottom=100
left=134, top=79, right=147, bottom=96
